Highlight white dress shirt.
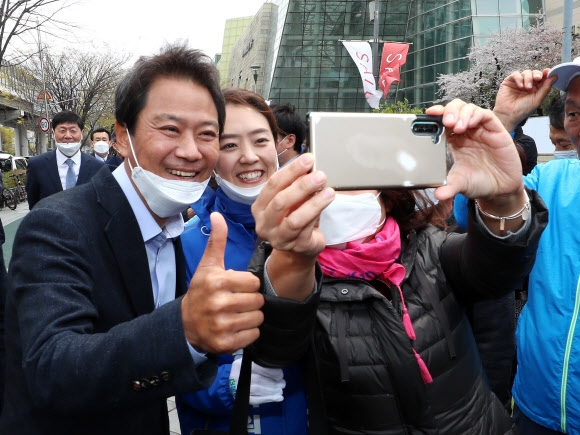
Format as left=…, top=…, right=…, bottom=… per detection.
left=112, top=164, right=206, bottom=364
left=56, top=149, right=81, bottom=190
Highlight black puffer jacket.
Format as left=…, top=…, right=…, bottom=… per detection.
left=249, top=190, right=547, bottom=434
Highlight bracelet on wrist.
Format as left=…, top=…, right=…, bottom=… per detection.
left=474, top=197, right=531, bottom=231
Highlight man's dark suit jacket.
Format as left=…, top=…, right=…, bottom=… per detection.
left=90, top=151, right=115, bottom=163
left=25, top=150, right=104, bottom=209
left=106, top=154, right=124, bottom=169
left=1, top=167, right=217, bottom=434
left=0, top=218, right=6, bottom=415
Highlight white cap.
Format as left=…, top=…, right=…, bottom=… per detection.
left=548, top=56, right=580, bottom=91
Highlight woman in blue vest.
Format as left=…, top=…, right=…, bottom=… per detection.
left=177, top=88, right=308, bottom=435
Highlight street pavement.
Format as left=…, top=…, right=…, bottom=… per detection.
left=0, top=200, right=182, bottom=435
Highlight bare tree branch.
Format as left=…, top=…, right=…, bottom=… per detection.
left=0, top=0, right=79, bottom=65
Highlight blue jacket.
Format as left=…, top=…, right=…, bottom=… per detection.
left=512, top=159, right=580, bottom=433
left=177, top=187, right=309, bottom=435
left=182, top=187, right=258, bottom=281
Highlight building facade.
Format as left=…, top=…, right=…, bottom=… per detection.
left=225, top=0, right=546, bottom=114
left=218, top=16, right=253, bottom=88
left=226, top=3, right=277, bottom=94
left=399, top=1, right=544, bottom=107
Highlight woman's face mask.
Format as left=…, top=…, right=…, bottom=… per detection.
left=319, top=192, right=384, bottom=247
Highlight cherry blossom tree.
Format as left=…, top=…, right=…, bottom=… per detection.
left=437, top=23, right=580, bottom=110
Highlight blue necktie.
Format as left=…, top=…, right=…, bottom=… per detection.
left=65, top=159, right=76, bottom=189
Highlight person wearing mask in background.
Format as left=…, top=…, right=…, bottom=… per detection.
left=246, top=98, right=547, bottom=434
left=271, top=103, right=307, bottom=167
left=177, top=88, right=308, bottom=435
left=547, top=94, right=578, bottom=159
left=90, top=127, right=113, bottom=163
left=106, top=132, right=124, bottom=169
left=1, top=44, right=265, bottom=434
left=25, top=111, right=104, bottom=209
left=489, top=61, right=580, bottom=434
left=452, top=62, right=580, bottom=433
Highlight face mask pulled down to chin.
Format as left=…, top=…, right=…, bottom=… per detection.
left=214, top=172, right=266, bottom=205
left=55, top=141, right=82, bottom=157
left=126, top=131, right=209, bottom=218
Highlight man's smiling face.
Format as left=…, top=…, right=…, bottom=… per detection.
left=117, top=76, right=220, bottom=184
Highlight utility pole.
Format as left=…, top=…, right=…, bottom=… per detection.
left=36, top=24, right=49, bottom=122
left=371, top=0, right=381, bottom=84
left=36, top=21, right=51, bottom=151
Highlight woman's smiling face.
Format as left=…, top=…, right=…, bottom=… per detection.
left=215, top=104, right=278, bottom=187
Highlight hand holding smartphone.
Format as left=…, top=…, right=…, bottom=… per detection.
left=309, top=112, right=448, bottom=190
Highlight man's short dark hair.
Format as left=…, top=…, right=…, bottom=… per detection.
left=271, top=103, right=307, bottom=153
left=115, top=43, right=225, bottom=134
left=52, top=111, right=84, bottom=131
left=547, top=94, right=566, bottom=130
left=91, top=127, right=110, bottom=141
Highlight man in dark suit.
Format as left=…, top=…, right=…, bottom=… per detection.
left=106, top=132, right=124, bottom=169
left=25, top=110, right=104, bottom=209
left=0, top=216, right=6, bottom=415
left=89, top=126, right=114, bottom=163
left=1, top=44, right=264, bottom=434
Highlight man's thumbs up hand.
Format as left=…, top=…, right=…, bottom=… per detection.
left=181, top=212, right=264, bottom=355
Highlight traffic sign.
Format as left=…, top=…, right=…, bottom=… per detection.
left=39, top=117, right=50, bottom=133
left=37, top=91, right=52, bottom=100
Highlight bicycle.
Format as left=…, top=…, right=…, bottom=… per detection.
left=0, top=187, right=17, bottom=210
left=9, top=172, right=27, bottom=203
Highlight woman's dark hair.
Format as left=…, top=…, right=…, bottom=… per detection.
left=222, top=88, right=278, bottom=139
left=380, top=189, right=448, bottom=235
left=115, top=43, right=225, bottom=134
left=514, top=142, right=527, bottom=175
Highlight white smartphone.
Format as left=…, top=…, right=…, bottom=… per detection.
left=309, top=112, right=448, bottom=190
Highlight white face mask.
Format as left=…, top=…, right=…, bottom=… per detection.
left=319, top=192, right=384, bottom=247
left=554, top=150, right=578, bottom=160
left=276, top=135, right=289, bottom=157
left=93, top=141, right=110, bottom=155
left=214, top=172, right=265, bottom=205
left=126, top=131, right=209, bottom=218
left=55, top=141, right=82, bottom=157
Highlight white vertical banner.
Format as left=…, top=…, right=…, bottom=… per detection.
left=342, top=41, right=383, bottom=109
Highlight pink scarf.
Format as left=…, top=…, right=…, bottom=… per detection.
left=318, top=216, right=433, bottom=384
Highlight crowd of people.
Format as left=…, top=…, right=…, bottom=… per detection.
left=0, top=41, right=579, bottom=435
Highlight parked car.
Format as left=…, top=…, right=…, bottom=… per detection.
left=0, top=153, right=28, bottom=172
